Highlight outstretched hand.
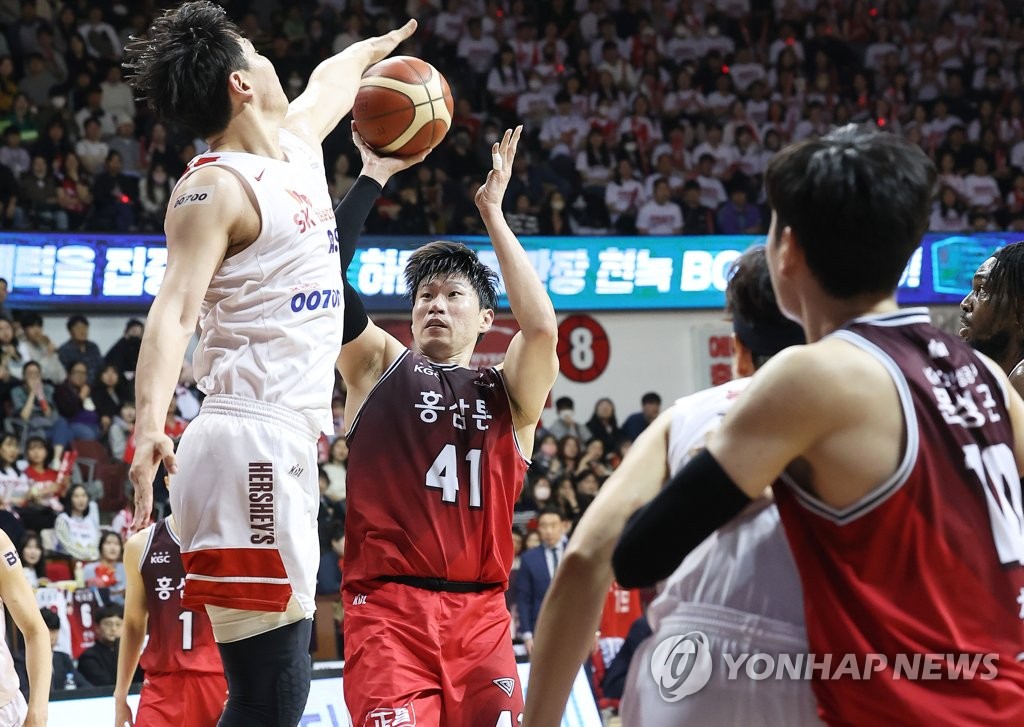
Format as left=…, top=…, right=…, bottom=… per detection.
left=475, top=126, right=522, bottom=212
left=352, top=19, right=417, bottom=68
left=352, top=125, right=432, bottom=186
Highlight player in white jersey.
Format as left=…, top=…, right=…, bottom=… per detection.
left=523, top=246, right=819, bottom=726
left=0, top=530, right=49, bottom=726
left=123, top=3, right=416, bottom=723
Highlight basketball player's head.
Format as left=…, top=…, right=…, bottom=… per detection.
left=764, top=125, right=936, bottom=318
left=123, top=1, right=287, bottom=139
left=726, top=245, right=805, bottom=376
left=405, top=241, right=499, bottom=359
left=960, top=242, right=1024, bottom=368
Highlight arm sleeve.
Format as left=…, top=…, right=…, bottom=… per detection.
left=335, top=175, right=382, bottom=345
left=612, top=449, right=752, bottom=589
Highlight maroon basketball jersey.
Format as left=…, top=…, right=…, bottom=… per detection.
left=344, top=350, right=528, bottom=588
left=140, top=519, right=222, bottom=674
left=774, top=308, right=1024, bottom=724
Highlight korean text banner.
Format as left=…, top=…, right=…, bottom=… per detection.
left=0, top=232, right=1010, bottom=311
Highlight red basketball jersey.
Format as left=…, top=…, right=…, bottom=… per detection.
left=774, top=308, right=1024, bottom=724
left=66, top=588, right=99, bottom=659
left=140, top=519, right=222, bottom=674
left=344, top=350, right=529, bottom=588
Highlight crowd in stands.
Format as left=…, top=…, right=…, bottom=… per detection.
left=0, top=1, right=1018, bottom=236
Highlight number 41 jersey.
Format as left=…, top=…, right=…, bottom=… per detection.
left=344, top=349, right=529, bottom=589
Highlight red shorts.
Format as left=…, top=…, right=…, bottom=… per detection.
left=343, top=581, right=523, bottom=727
left=135, top=670, right=228, bottom=727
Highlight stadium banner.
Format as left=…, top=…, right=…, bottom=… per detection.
left=49, top=663, right=601, bottom=727
left=0, top=231, right=1001, bottom=311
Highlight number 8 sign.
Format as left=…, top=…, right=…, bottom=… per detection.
left=557, top=314, right=610, bottom=383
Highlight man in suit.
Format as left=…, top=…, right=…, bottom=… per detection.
left=517, top=507, right=570, bottom=655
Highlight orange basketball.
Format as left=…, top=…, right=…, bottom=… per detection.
left=352, top=56, right=454, bottom=157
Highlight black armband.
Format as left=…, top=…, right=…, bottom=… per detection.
left=612, top=449, right=752, bottom=589
left=342, top=278, right=369, bottom=345
left=335, top=175, right=383, bottom=275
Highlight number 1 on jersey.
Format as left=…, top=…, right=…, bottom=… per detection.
left=179, top=610, right=194, bottom=651
left=426, top=444, right=482, bottom=508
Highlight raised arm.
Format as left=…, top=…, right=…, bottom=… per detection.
left=523, top=412, right=671, bottom=727
left=335, top=129, right=427, bottom=424
left=285, top=20, right=417, bottom=145
left=129, top=167, right=248, bottom=529
left=114, top=528, right=149, bottom=727
left=0, top=530, right=49, bottom=726
left=477, top=127, right=559, bottom=437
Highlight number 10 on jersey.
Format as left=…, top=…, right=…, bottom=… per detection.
left=426, top=445, right=482, bottom=508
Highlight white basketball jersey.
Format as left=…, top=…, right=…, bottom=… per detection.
left=649, top=377, right=806, bottom=631
left=0, top=605, right=19, bottom=705
left=181, top=129, right=343, bottom=434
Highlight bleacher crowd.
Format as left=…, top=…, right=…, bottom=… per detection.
left=0, top=1, right=1015, bottom=236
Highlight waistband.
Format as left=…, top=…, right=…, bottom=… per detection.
left=199, top=395, right=320, bottom=441
left=379, top=575, right=503, bottom=594
left=656, top=602, right=808, bottom=651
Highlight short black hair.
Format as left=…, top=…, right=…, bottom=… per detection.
left=765, top=125, right=936, bottom=298
left=537, top=506, right=566, bottom=521
left=726, top=245, right=805, bottom=367
left=96, top=604, right=124, bottom=623
left=66, top=313, right=87, bottom=330
left=987, top=241, right=1024, bottom=334
left=641, top=392, right=661, bottom=405
left=19, top=312, right=41, bottom=328
left=40, top=608, right=60, bottom=630
left=124, top=1, right=249, bottom=138
left=555, top=396, right=574, bottom=410
left=404, top=241, right=499, bottom=311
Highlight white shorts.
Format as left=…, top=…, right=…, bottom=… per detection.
left=171, top=395, right=320, bottom=636
left=620, top=603, right=822, bottom=726
left=0, top=690, right=26, bottom=727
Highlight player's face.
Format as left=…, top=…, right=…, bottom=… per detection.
left=960, top=257, right=1013, bottom=358
left=411, top=274, right=493, bottom=362
left=240, top=38, right=288, bottom=119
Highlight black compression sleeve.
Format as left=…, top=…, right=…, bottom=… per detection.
left=335, top=175, right=382, bottom=344
left=335, top=175, right=382, bottom=275
left=612, top=449, right=753, bottom=589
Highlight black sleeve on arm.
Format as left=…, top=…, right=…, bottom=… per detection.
left=612, top=449, right=753, bottom=589
left=335, top=175, right=382, bottom=344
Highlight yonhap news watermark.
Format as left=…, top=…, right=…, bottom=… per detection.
left=650, top=632, right=1001, bottom=702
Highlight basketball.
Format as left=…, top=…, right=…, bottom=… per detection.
left=352, top=56, right=454, bottom=157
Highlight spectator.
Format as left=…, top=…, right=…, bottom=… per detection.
left=684, top=180, right=716, bottom=234
left=539, top=92, right=589, bottom=159
left=576, top=129, right=615, bottom=191
left=585, top=397, right=620, bottom=452
left=137, top=162, right=174, bottom=231
left=18, top=530, right=47, bottom=588
left=0, top=127, right=30, bottom=179
left=931, top=186, right=969, bottom=231
left=21, top=436, right=66, bottom=529
left=605, top=158, right=644, bottom=233
left=0, top=57, right=16, bottom=114
left=577, top=437, right=613, bottom=479
left=0, top=433, right=27, bottom=542
left=35, top=28, right=66, bottom=88
left=322, top=437, right=348, bottom=504
left=107, top=401, right=134, bottom=463
left=486, top=46, right=526, bottom=118
left=102, top=318, right=143, bottom=386
left=16, top=154, right=65, bottom=230
left=716, top=179, right=763, bottom=234
left=636, top=177, right=683, bottom=235
left=18, top=313, right=65, bottom=384
left=77, top=6, right=120, bottom=62
left=83, top=531, right=126, bottom=602
left=9, top=361, right=64, bottom=461
left=546, top=396, right=587, bottom=441
left=537, top=190, right=572, bottom=235
left=53, top=361, right=101, bottom=441
left=694, top=153, right=728, bottom=210
left=643, top=153, right=684, bottom=201
left=506, top=192, right=540, bottom=236
left=41, top=607, right=91, bottom=692
left=76, top=604, right=125, bottom=687
left=55, top=150, right=91, bottom=229
left=964, top=156, right=1002, bottom=214
left=517, top=507, right=570, bottom=654
left=107, top=119, right=141, bottom=176
left=555, top=435, right=582, bottom=480
left=74, top=116, right=108, bottom=176
left=99, top=65, right=134, bottom=127
left=620, top=392, right=662, bottom=442
left=57, top=314, right=103, bottom=383
left=73, top=86, right=114, bottom=138
left=92, top=363, right=126, bottom=435
left=530, top=433, right=559, bottom=477
left=90, top=150, right=137, bottom=232
left=1, top=93, right=40, bottom=144
left=53, top=483, right=99, bottom=562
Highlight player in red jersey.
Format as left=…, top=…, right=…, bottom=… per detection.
left=335, top=126, right=558, bottom=726
left=114, top=516, right=226, bottom=727
left=612, top=126, right=1024, bottom=725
